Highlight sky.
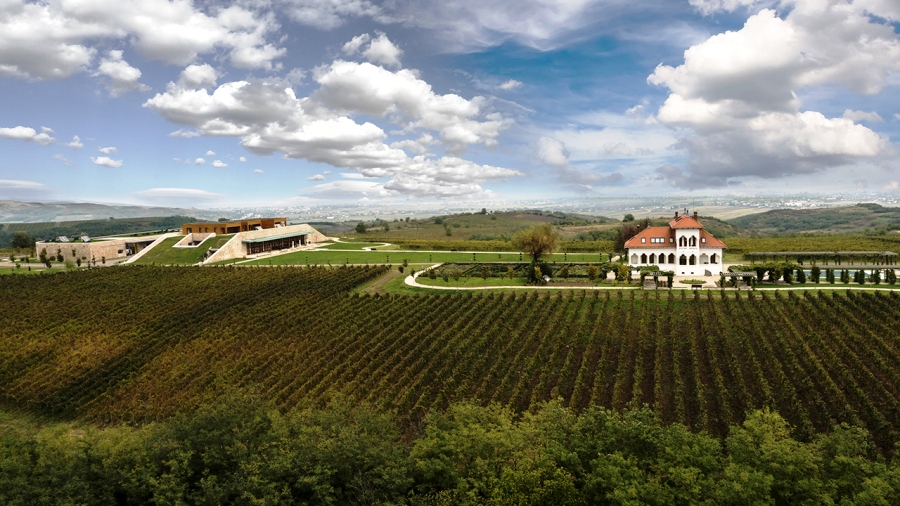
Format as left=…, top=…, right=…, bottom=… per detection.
left=0, top=0, right=898, bottom=208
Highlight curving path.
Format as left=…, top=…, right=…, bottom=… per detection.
left=405, top=263, right=639, bottom=291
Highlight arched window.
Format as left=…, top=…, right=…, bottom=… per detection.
left=631, top=254, right=639, bottom=264
left=689, top=254, right=696, bottom=265
left=679, top=254, right=687, bottom=265
left=678, top=236, right=686, bottom=247
left=711, top=254, right=718, bottom=264
left=700, top=253, right=709, bottom=264
left=640, top=253, right=647, bottom=263
left=668, top=253, right=676, bottom=263
left=649, top=253, right=656, bottom=263
left=689, top=236, right=697, bottom=247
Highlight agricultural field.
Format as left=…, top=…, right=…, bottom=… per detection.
left=2, top=266, right=900, bottom=453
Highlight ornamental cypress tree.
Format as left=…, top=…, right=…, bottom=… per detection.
left=797, top=268, right=806, bottom=284
left=810, top=265, right=821, bottom=283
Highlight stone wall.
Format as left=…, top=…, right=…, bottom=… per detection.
left=36, top=240, right=127, bottom=263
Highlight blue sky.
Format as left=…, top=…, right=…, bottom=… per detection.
left=0, top=0, right=898, bottom=207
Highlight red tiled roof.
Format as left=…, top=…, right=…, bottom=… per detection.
left=624, top=220, right=727, bottom=249
left=624, top=226, right=674, bottom=248
left=669, top=214, right=704, bottom=229
left=699, top=229, right=726, bottom=248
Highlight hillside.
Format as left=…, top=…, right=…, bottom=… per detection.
left=0, top=215, right=196, bottom=248
left=0, top=200, right=220, bottom=223
left=728, top=203, right=900, bottom=234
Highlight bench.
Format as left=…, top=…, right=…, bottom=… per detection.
left=691, top=284, right=703, bottom=289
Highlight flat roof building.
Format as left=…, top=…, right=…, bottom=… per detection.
left=181, top=218, right=287, bottom=235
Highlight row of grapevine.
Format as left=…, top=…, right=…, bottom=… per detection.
left=2, top=267, right=899, bottom=451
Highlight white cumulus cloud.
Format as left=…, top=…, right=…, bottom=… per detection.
left=342, top=32, right=403, bottom=68
left=65, top=135, right=83, bottom=149
left=649, top=0, right=899, bottom=188
left=195, top=158, right=206, bottom=165
left=308, top=174, right=326, bottom=180
left=0, top=126, right=55, bottom=145
left=206, top=150, right=216, bottom=156
left=143, top=57, right=519, bottom=197
left=91, top=156, right=123, bottom=168
left=212, top=160, right=227, bottom=168
left=98, top=146, right=117, bottom=154
left=254, top=169, right=263, bottom=173
left=179, top=64, right=218, bottom=89
left=0, top=0, right=285, bottom=81
left=498, top=79, right=522, bottom=90
left=239, top=156, right=247, bottom=162
left=93, top=50, right=150, bottom=96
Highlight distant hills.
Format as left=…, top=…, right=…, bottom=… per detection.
left=727, top=203, right=900, bottom=234
left=0, top=200, right=222, bottom=223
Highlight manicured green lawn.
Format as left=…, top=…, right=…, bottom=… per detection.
left=242, top=249, right=610, bottom=266
left=314, top=242, right=389, bottom=250
left=132, top=236, right=233, bottom=265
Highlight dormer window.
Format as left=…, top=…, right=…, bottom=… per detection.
left=701, top=237, right=706, bottom=243
left=670, top=237, right=674, bottom=243
left=641, top=237, right=646, bottom=243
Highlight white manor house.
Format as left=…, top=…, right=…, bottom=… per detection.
left=625, top=211, right=726, bottom=276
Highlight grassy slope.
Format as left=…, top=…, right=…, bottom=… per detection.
left=131, top=235, right=234, bottom=265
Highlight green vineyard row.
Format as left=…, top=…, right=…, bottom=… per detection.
left=1, top=266, right=899, bottom=451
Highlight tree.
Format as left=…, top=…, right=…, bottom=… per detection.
left=481, top=265, right=491, bottom=280
left=511, top=224, right=560, bottom=263
left=612, top=219, right=650, bottom=252
left=480, top=208, right=487, bottom=215
left=559, top=265, right=569, bottom=280
left=507, top=267, right=515, bottom=280
left=617, top=264, right=631, bottom=282
left=355, top=222, right=367, bottom=234
left=796, top=268, right=806, bottom=284
left=811, top=265, right=821, bottom=283
left=10, top=231, right=35, bottom=250
left=383, top=223, right=390, bottom=232
left=56, top=249, right=63, bottom=263
left=623, top=214, right=635, bottom=222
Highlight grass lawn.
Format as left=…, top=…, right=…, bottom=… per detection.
left=0, top=266, right=71, bottom=275
left=314, top=242, right=389, bottom=250
left=242, top=249, right=611, bottom=266
left=132, top=236, right=233, bottom=265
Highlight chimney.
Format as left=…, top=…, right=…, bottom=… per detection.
left=693, top=211, right=698, bottom=220
left=674, top=211, right=678, bottom=219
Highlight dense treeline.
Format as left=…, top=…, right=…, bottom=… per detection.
left=3, top=396, right=899, bottom=505
left=2, top=267, right=900, bottom=455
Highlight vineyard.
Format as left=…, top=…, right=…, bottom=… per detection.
left=2, top=267, right=900, bottom=452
